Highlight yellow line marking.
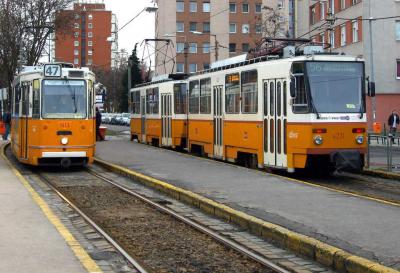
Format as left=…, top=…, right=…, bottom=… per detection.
left=1, top=144, right=103, bottom=273
left=128, top=141, right=400, bottom=207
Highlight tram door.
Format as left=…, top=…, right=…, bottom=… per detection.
left=263, top=79, right=287, bottom=168
left=161, top=93, right=172, bottom=146
left=213, top=86, right=223, bottom=158
left=140, top=96, right=146, bottom=143
left=19, top=83, right=30, bottom=160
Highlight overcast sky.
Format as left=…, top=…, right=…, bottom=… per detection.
left=103, top=0, right=156, bottom=60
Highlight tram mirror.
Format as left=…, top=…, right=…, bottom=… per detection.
left=290, top=77, right=296, bottom=98
left=368, top=81, right=375, bottom=97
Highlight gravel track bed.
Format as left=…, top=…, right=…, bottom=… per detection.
left=48, top=174, right=273, bottom=273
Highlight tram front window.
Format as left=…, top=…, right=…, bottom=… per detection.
left=42, top=80, right=87, bottom=119
left=306, top=62, right=363, bottom=114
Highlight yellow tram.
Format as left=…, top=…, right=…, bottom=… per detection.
left=11, top=63, right=96, bottom=167
left=131, top=51, right=375, bottom=173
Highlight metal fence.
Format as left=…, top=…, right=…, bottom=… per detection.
left=367, top=133, right=400, bottom=172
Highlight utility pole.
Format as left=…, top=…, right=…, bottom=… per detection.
left=325, top=2, right=336, bottom=52
left=368, top=0, right=376, bottom=123
left=211, top=34, right=219, bottom=61
left=184, top=41, right=189, bottom=74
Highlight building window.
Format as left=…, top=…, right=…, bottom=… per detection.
left=330, top=31, right=335, bottom=48
left=203, top=42, right=210, bottom=53
left=229, top=3, right=236, bottom=13
left=189, top=43, right=197, bottom=53
left=74, top=41, right=79, bottom=46
left=74, top=58, right=79, bottom=65
left=396, top=21, right=400, bottom=41
left=310, top=6, right=316, bottom=25
left=255, top=24, right=262, bottom=34
left=320, top=33, right=325, bottom=44
left=177, top=21, right=184, bottom=32
left=229, top=23, right=236, bottom=33
left=397, top=60, right=400, bottom=79
left=203, top=63, right=210, bottom=70
left=74, top=13, right=80, bottom=20
left=340, top=0, right=345, bottom=10
left=340, top=25, right=346, bottom=46
left=87, top=59, right=92, bottom=65
left=177, top=42, right=185, bottom=53
left=177, top=1, right=184, bottom=12
left=255, top=4, right=262, bottom=13
left=88, top=49, right=93, bottom=56
left=190, top=1, right=197, bottom=12
left=74, top=32, right=79, bottom=38
left=74, top=23, right=79, bottom=29
left=242, top=3, right=249, bottom=13
left=203, top=22, right=210, bottom=33
left=190, top=22, right=197, bottom=32
left=320, top=2, right=325, bottom=20
left=352, top=20, right=358, bottom=43
left=88, top=32, right=93, bottom=38
left=177, top=63, right=184, bottom=73
left=242, top=24, right=250, bottom=34
left=88, top=23, right=93, bottom=29
left=88, top=14, right=93, bottom=20
left=242, top=43, right=250, bottom=53
left=229, top=43, right=236, bottom=53
left=189, top=63, right=197, bottom=73
left=203, top=2, right=210, bottom=12
left=88, top=41, right=93, bottom=47
left=74, top=49, right=79, bottom=56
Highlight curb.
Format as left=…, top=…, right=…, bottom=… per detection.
left=95, top=158, right=399, bottom=273
left=362, top=169, right=400, bottom=181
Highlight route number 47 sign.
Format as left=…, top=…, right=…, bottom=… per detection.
left=44, top=64, right=62, bottom=77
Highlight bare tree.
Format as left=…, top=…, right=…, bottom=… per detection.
left=257, top=6, right=287, bottom=39
left=0, top=0, right=73, bottom=93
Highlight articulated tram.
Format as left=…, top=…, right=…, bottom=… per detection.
left=11, top=63, right=96, bottom=167
left=130, top=53, right=374, bottom=173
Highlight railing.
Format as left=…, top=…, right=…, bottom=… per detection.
left=367, top=132, right=400, bottom=172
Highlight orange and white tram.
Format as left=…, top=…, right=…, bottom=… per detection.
left=11, top=63, right=96, bottom=167
left=130, top=53, right=374, bottom=173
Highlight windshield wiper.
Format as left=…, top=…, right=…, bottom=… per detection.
left=308, top=93, right=320, bottom=119
left=66, top=81, right=78, bottom=113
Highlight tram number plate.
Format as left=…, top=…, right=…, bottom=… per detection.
left=44, top=64, right=62, bottom=77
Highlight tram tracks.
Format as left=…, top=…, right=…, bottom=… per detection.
left=34, top=167, right=290, bottom=273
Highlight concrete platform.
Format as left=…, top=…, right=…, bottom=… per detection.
left=96, top=138, right=400, bottom=270
left=0, top=141, right=95, bottom=273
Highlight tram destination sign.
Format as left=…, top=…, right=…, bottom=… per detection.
left=44, top=64, right=62, bottom=77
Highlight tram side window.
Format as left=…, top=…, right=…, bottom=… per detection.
left=131, top=91, right=141, bottom=114
left=225, top=73, right=240, bottom=114
left=146, top=88, right=159, bottom=114
left=174, top=83, right=187, bottom=114
left=21, top=83, right=29, bottom=116
left=14, top=84, right=21, bottom=116
left=189, top=80, right=200, bottom=114
left=200, top=78, right=211, bottom=114
left=292, top=62, right=309, bottom=113
left=241, top=70, right=258, bottom=113
left=32, top=80, right=40, bottom=119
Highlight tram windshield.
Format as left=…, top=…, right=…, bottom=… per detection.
left=42, top=80, right=87, bottom=119
left=305, top=62, right=363, bottom=114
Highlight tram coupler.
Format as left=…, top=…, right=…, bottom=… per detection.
left=60, top=158, right=72, bottom=169
left=330, top=150, right=362, bottom=172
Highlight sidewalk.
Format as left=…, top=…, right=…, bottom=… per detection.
left=0, top=141, right=88, bottom=273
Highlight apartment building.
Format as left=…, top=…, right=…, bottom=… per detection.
left=297, top=0, right=400, bottom=128
left=155, top=0, right=293, bottom=75
left=55, top=1, right=117, bottom=71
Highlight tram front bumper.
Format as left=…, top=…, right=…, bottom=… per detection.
left=330, top=150, right=362, bottom=172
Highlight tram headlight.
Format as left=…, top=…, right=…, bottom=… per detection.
left=314, top=135, right=323, bottom=145
left=356, top=135, right=364, bottom=144
left=61, top=137, right=68, bottom=145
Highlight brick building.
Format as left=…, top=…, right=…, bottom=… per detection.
left=296, top=0, right=400, bottom=129
left=55, top=1, right=117, bottom=71
left=154, top=0, right=294, bottom=75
